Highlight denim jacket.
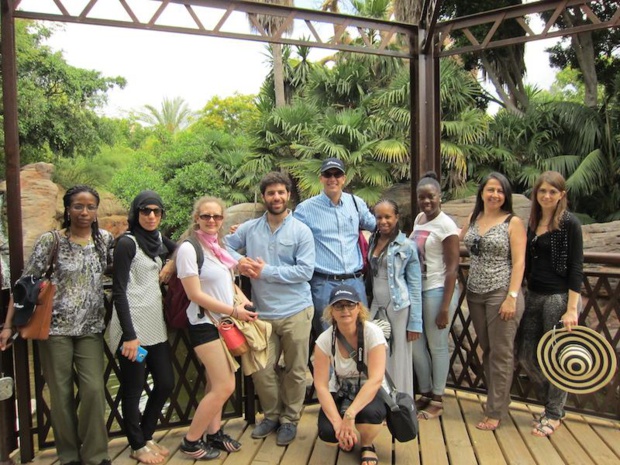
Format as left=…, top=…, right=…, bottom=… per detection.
left=368, top=231, right=423, bottom=333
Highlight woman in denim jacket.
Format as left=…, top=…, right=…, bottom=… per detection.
left=367, top=199, right=422, bottom=397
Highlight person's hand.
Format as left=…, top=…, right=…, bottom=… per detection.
left=229, top=224, right=240, bottom=234
left=0, top=327, right=15, bottom=351
left=238, top=257, right=264, bottom=279
left=561, top=309, right=579, bottom=331
left=335, top=417, right=357, bottom=451
left=407, top=331, right=421, bottom=342
left=234, top=304, right=258, bottom=322
left=159, top=260, right=175, bottom=284
left=120, top=339, right=140, bottom=362
left=499, top=297, right=516, bottom=321
left=436, top=309, right=450, bottom=329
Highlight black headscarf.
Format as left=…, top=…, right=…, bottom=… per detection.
left=127, top=190, right=166, bottom=259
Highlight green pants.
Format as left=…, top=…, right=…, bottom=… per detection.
left=38, top=333, right=109, bottom=465
left=252, top=306, right=313, bottom=424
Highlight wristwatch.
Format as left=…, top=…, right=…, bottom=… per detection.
left=508, top=291, right=518, bottom=298
left=344, top=410, right=355, bottom=420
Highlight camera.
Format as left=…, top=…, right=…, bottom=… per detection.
left=336, top=380, right=357, bottom=417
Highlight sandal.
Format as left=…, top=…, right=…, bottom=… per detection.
left=147, top=440, right=169, bottom=457
left=532, top=418, right=561, bottom=437
left=130, top=445, right=164, bottom=464
left=360, top=445, right=379, bottom=465
left=418, top=400, right=443, bottom=420
left=205, top=428, right=242, bottom=452
left=475, top=417, right=500, bottom=431
left=415, top=394, right=432, bottom=411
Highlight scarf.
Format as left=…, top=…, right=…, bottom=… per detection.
left=128, top=190, right=166, bottom=259
left=195, top=230, right=237, bottom=269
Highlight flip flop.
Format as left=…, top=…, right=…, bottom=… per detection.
left=418, top=400, right=443, bottom=420
left=475, top=418, right=500, bottom=431
left=360, top=444, right=378, bottom=465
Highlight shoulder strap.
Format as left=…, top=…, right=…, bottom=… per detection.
left=351, top=193, right=359, bottom=213
left=504, top=214, right=514, bottom=224
left=45, top=231, right=60, bottom=279
left=185, top=236, right=204, bottom=270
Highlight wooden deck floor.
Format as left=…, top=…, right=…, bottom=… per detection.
left=28, top=390, right=620, bottom=465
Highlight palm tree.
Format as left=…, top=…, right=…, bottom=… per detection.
left=135, top=96, right=194, bottom=134
left=248, top=0, right=294, bottom=108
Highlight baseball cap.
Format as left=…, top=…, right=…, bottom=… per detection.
left=320, top=158, right=345, bottom=174
left=328, top=284, right=361, bottom=306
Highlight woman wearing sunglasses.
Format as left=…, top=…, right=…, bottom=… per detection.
left=460, top=172, right=526, bottom=431
left=314, top=284, right=387, bottom=465
left=517, top=171, right=583, bottom=437
left=410, top=172, right=460, bottom=420
left=110, top=191, right=177, bottom=463
left=367, top=199, right=422, bottom=398
left=176, top=196, right=257, bottom=460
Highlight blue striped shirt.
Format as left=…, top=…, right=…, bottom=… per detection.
left=294, top=192, right=376, bottom=275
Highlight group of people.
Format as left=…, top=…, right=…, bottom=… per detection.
left=0, top=157, right=583, bottom=465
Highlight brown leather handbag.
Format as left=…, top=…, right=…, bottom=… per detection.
left=18, top=231, right=60, bottom=340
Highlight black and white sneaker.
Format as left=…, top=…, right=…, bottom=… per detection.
left=180, top=437, right=221, bottom=460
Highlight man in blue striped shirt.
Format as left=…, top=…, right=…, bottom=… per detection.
left=225, top=172, right=315, bottom=446
left=294, top=158, right=376, bottom=338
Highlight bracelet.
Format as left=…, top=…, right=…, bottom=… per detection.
left=233, top=307, right=239, bottom=319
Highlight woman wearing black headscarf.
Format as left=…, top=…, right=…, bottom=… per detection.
left=110, top=191, right=176, bottom=464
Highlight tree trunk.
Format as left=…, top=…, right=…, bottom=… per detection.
left=571, top=32, right=598, bottom=108
left=272, top=43, right=286, bottom=108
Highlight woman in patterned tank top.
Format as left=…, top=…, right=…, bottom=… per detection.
left=460, top=173, right=526, bottom=431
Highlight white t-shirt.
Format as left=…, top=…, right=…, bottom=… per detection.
left=315, top=321, right=388, bottom=392
left=411, top=211, right=459, bottom=291
left=176, top=240, right=234, bottom=326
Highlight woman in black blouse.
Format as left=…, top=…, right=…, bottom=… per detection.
left=517, top=171, right=583, bottom=438
left=111, top=191, right=176, bottom=463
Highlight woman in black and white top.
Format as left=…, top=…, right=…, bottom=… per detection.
left=517, top=171, right=583, bottom=437
left=111, top=191, right=176, bottom=464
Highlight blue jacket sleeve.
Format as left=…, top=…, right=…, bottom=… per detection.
left=405, top=242, right=423, bottom=333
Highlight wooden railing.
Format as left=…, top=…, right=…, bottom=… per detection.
left=28, top=253, right=620, bottom=448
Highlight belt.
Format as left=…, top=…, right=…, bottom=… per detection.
left=314, top=271, right=364, bottom=281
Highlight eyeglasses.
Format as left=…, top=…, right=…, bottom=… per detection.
left=199, top=214, right=224, bottom=222
left=70, top=204, right=98, bottom=212
left=530, top=235, right=539, bottom=259
left=139, top=207, right=163, bottom=217
left=470, top=237, right=481, bottom=256
left=333, top=301, right=357, bottom=311
left=322, top=171, right=344, bottom=179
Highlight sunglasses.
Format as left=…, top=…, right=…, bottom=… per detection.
left=199, top=214, right=224, bottom=221
left=322, top=171, right=344, bottom=179
left=139, top=207, right=163, bottom=217
left=333, top=301, right=357, bottom=311
left=470, top=237, right=481, bottom=256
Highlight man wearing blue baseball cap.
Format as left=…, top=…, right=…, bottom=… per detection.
left=294, top=158, right=376, bottom=338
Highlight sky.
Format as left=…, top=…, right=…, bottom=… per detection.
left=28, top=0, right=560, bottom=118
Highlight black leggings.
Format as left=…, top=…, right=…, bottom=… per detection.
left=318, top=392, right=386, bottom=443
left=118, top=341, right=175, bottom=450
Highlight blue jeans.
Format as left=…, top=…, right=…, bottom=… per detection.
left=412, top=287, right=460, bottom=396
left=309, top=274, right=368, bottom=337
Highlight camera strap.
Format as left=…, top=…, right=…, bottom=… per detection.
left=331, top=321, right=364, bottom=391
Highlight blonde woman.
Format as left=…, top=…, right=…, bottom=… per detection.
left=313, top=284, right=387, bottom=465
left=176, top=196, right=257, bottom=459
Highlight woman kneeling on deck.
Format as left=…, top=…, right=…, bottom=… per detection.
left=313, top=284, right=388, bottom=465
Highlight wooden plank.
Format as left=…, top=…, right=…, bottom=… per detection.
left=508, top=403, right=565, bottom=465
left=30, top=448, right=57, bottom=464
left=562, top=413, right=618, bottom=465
left=494, top=409, right=536, bottom=465
left=456, top=391, right=507, bottom=465
left=280, top=405, right=320, bottom=465
left=159, top=427, right=191, bottom=465
left=251, top=430, right=286, bottom=464
left=442, top=390, right=477, bottom=465
left=418, top=412, right=449, bottom=465
left=587, top=415, right=620, bottom=458
left=526, top=406, right=594, bottom=465
left=309, top=438, right=338, bottom=465
left=221, top=418, right=263, bottom=465
left=372, top=422, right=394, bottom=465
